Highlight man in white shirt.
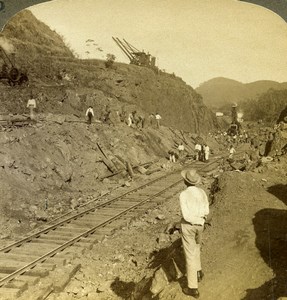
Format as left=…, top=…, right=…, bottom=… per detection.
left=155, top=113, right=162, bottom=129
left=127, top=113, right=133, bottom=127
left=86, top=106, right=94, bottom=124
left=229, top=145, right=236, bottom=159
left=179, top=169, right=210, bottom=298
left=27, top=94, right=37, bottom=120
left=194, top=143, right=201, bottom=161
left=204, top=144, right=210, bottom=161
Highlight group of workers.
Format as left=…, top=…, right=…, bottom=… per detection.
left=168, top=143, right=185, bottom=162
left=127, top=111, right=162, bottom=129
left=168, top=142, right=211, bottom=165
left=194, top=143, right=210, bottom=162
left=85, top=106, right=162, bottom=130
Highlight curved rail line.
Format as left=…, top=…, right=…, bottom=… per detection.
left=0, top=153, right=237, bottom=297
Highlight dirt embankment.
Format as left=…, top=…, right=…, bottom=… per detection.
left=0, top=117, right=206, bottom=238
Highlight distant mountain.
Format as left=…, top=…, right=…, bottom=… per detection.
left=196, top=77, right=287, bottom=110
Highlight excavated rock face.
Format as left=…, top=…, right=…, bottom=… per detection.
left=268, top=106, right=287, bottom=156
left=277, top=105, right=287, bottom=124
left=269, top=127, right=287, bottom=156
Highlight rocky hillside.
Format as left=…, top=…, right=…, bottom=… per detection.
left=0, top=10, right=222, bottom=238
left=240, top=89, right=287, bottom=123
left=0, top=10, right=217, bottom=134
left=196, top=77, right=287, bottom=110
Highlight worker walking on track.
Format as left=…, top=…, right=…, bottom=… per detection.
left=179, top=169, right=210, bottom=298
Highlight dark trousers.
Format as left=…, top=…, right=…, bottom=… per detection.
left=87, top=112, right=93, bottom=124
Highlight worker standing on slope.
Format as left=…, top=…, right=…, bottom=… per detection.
left=178, top=143, right=185, bottom=159
left=179, top=169, right=210, bottom=298
left=229, top=145, right=236, bottom=159
left=194, top=143, right=201, bottom=161
left=27, top=92, right=37, bottom=120
left=86, top=106, right=94, bottom=124
left=155, top=112, right=162, bottom=129
left=204, top=144, right=210, bottom=161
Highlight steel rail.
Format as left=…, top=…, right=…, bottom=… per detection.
left=0, top=178, right=182, bottom=286
left=0, top=152, right=238, bottom=253
left=0, top=170, right=179, bottom=253
left=0, top=152, right=235, bottom=287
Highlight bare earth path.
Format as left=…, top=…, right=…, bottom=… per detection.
left=160, top=162, right=287, bottom=300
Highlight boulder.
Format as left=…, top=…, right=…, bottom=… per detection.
left=35, top=210, right=48, bottom=222
left=156, top=214, right=166, bottom=220
left=55, top=164, right=73, bottom=182
left=97, top=280, right=113, bottom=293
left=70, top=198, right=80, bottom=210
left=156, top=233, right=169, bottom=244
left=137, top=166, right=147, bottom=174
left=150, top=267, right=169, bottom=295
left=45, top=114, right=66, bottom=124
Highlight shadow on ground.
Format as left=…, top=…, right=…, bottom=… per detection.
left=110, top=238, right=186, bottom=299
left=267, top=184, right=287, bottom=206
left=110, top=277, right=137, bottom=299
left=243, top=208, right=287, bottom=300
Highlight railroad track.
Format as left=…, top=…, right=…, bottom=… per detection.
left=0, top=155, right=227, bottom=299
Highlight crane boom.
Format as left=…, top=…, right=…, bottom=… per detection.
left=112, top=37, right=134, bottom=61
left=123, top=38, right=140, bottom=53
left=112, top=37, right=156, bottom=68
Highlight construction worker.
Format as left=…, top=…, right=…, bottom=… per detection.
left=85, top=106, right=94, bottom=124
left=148, top=113, right=155, bottom=128
left=26, top=92, right=37, bottom=120
left=178, top=143, right=185, bottom=158
left=229, top=145, right=236, bottom=159
left=179, top=169, right=210, bottom=298
left=155, top=112, right=162, bottom=129
left=194, top=143, right=201, bottom=161
left=168, top=149, right=176, bottom=163
left=200, top=144, right=205, bottom=162
left=127, top=113, right=133, bottom=127
left=204, top=144, right=210, bottom=161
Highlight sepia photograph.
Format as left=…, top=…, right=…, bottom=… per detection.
left=0, top=0, right=286, bottom=299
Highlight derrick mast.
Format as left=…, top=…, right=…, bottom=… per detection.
left=112, top=37, right=156, bottom=69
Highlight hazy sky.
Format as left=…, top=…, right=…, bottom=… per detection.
left=28, top=0, right=287, bottom=88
